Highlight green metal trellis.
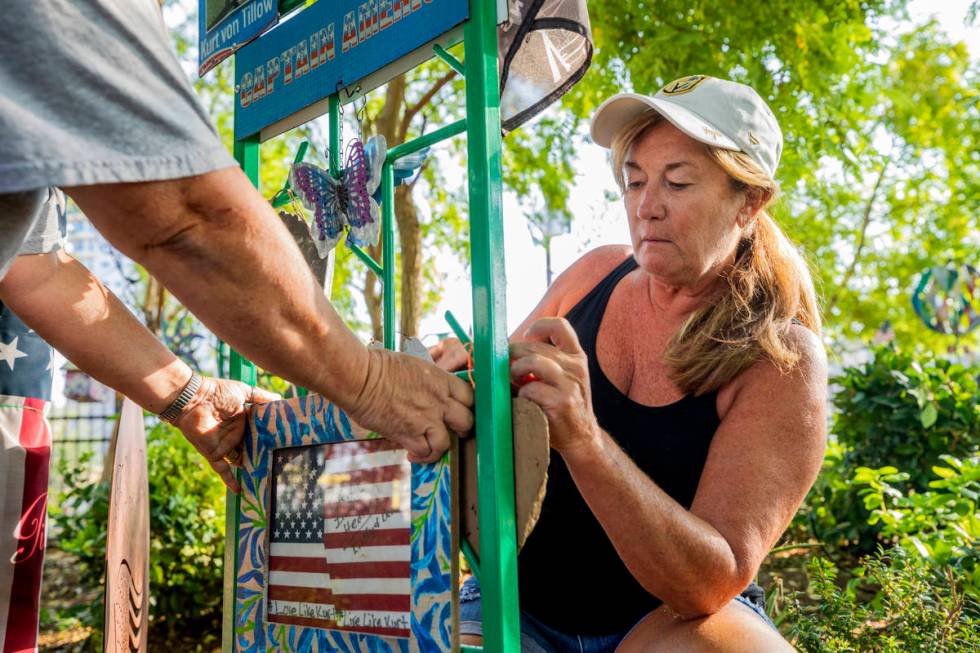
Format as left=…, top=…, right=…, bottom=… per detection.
left=220, top=1, right=520, bottom=650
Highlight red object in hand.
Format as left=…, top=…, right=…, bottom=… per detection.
left=515, top=373, right=539, bottom=387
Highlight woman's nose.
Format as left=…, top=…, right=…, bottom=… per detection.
left=635, top=186, right=665, bottom=221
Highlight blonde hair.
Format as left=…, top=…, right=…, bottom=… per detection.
left=610, top=111, right=821, bottom=395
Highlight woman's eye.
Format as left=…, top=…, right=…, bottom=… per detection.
left=626, top=180, right=643, bottom=189
left=667, top=181, right=691, bottom=190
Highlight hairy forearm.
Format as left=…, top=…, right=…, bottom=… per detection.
left=66, top=169, right=370, bottom=410
left=0, top=252, right=190, bottom=413
left=562, top=435, right=748, bottom=617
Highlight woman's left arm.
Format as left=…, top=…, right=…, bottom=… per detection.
left=512, top=319, right=827, bottom=619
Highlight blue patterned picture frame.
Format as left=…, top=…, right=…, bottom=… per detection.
left=234, top=394, right=457, bottom=652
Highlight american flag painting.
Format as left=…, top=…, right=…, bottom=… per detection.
left=267, top=437, right=413, bottom=639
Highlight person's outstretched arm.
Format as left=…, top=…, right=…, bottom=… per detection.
left=0, top=249, right=278, bottom=491
left=61, top=168, right=473, bottom=461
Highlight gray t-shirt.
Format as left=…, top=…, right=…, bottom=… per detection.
left=0, top=0, right=236, bottom=274
left=20, top=189, right=67, bottom=256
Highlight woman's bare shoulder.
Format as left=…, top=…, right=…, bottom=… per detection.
left=717, top=323, right=827, bottom=419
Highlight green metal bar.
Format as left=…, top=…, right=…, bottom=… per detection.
left=445, top=309, right=471, bottom=344
left=348, top=240, right=384, bottom=278
left=464, top=0, right=520, bottom=650
left=223, top=133, right=260, bottom=653
left=271, top=141, right=310, bottom=208
left=461, top=647, right=484, bottom=653
left=433, top=43, right=466, bottom=77
left=387, top=118, right=466, bottom=161
left=328, top=94, right=341, bottom=176
left=381, top=161, right=396, bottom=350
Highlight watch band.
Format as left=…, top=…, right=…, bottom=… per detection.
left=159, top=373, right=202, bottom=424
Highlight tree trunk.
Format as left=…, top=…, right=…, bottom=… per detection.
left=362, top=245, right=384, bottom=343
left=396, top=185, right=422, bottom=343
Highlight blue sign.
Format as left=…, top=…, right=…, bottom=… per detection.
left=234, top=0, right=468, bottom=140
left=199, top=0, right=279, bottom=76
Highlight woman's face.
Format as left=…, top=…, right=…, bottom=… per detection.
left=622, top=120, right=749, bottom=288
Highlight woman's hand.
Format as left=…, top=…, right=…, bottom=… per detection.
left=173, top=376, right=280, bottom=493
left=509, top=318, right=601, bottom=456
left=428, top=336, right=470, bottom=372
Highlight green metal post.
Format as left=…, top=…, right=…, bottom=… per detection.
left=464, top=0, right=520, bottom=651
left=381, top=162, right=396, bottom=350
left=222, top=133, right=260, bottom=653
left=328, top=95, right=341, bottom=175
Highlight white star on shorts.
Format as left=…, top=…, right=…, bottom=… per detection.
left=0, top=336, right=28, bottom=371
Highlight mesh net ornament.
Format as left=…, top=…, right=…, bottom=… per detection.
left=498, top=0, right=593, bottom=134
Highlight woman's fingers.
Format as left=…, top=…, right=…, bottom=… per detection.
left=522, top=317, right=584, bottom=355
left=509, top=352, right=564, bottom=387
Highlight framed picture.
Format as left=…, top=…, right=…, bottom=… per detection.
left=233, top=394, right=458, bottom=652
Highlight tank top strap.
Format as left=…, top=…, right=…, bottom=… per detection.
left=564, top=256, right=638, bottom=354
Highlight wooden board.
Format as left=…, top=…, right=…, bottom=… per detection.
left=461, top=398, right=549, bottom=559
left=104, top=399, right=149, bottom=653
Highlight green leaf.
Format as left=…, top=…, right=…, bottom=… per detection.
left=920, top=402, right=939, bottom=428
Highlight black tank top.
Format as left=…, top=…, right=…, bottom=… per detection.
left=517, top=256, right=721, bottom=635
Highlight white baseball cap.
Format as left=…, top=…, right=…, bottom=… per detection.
left=590, top=75, right=783, bottom=179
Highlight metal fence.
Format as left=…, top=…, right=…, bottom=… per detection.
left=48, top=397, right=118, bottom=490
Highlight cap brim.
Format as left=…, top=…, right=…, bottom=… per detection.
left=590, top=93, right=739, bottom=152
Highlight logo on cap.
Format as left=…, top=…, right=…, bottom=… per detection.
left=661, top=75, right=709, bottom=96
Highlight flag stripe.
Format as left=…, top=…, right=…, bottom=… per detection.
left=270, top=572, right=408, bottom=595
left=269, top=555, right=331, bottom=573
left=327, top=511, right=411, bottom=533
left=267, top=613, right=409, bottom=638
left=322, top=450, right=405, bottom=473
left=324, top=496, right=402, bottom=518
left=271, top=542, right=409, bottom=562
left=325, top=527, right=409, bottom=549
left=327, top=561, right=410, bottom=579
left=267, top=585, right=334, bottom=603
left=322, top=438, right=402, bottom=460
left=320, top=464, right=406, bottom=486
left=323, top=479, right=410, bottom=504
left=3, top=397, right=50, bottom=653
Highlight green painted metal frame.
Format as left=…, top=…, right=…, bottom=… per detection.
left=221, top=1, right=519, bottom=649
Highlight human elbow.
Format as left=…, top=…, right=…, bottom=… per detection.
left=660, top=567, right=755, bottom=620
left=663, top=585, right=735, bottom=620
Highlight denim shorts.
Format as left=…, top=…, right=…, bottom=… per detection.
left=458, top=577, right=778, bottom=653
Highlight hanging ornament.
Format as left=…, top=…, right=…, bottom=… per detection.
left=911, top=262, right=980, bottom=336
left=290, top=138, right=381, bottom=255
left=287, top=135, right=430, bottom=256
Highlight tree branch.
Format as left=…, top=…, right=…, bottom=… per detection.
left=827, top=156, right=891, bottom=313
left=398, top=70, right=457, bottom=141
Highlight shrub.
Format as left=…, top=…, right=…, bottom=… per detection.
left=800, top=345, right=979, bottom=553
left=50, top=420, right=226, bottom=647
left=854, top=455, right=980, bottom=599
left=783, top=548, right=980, bottom=652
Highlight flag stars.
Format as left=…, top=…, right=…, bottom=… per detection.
left=0, top=336, right=28, bottom=371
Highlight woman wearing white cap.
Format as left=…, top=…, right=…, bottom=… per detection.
left=433, top=75, right=826, bottom=651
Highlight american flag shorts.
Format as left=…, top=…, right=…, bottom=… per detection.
left=0, top=395, right=51, bottom=653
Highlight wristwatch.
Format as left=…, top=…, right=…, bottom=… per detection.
left=159, top=373, right=202, bottom=424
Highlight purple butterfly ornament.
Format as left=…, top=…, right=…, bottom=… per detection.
left=289, top=138, right=383, bottom=255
